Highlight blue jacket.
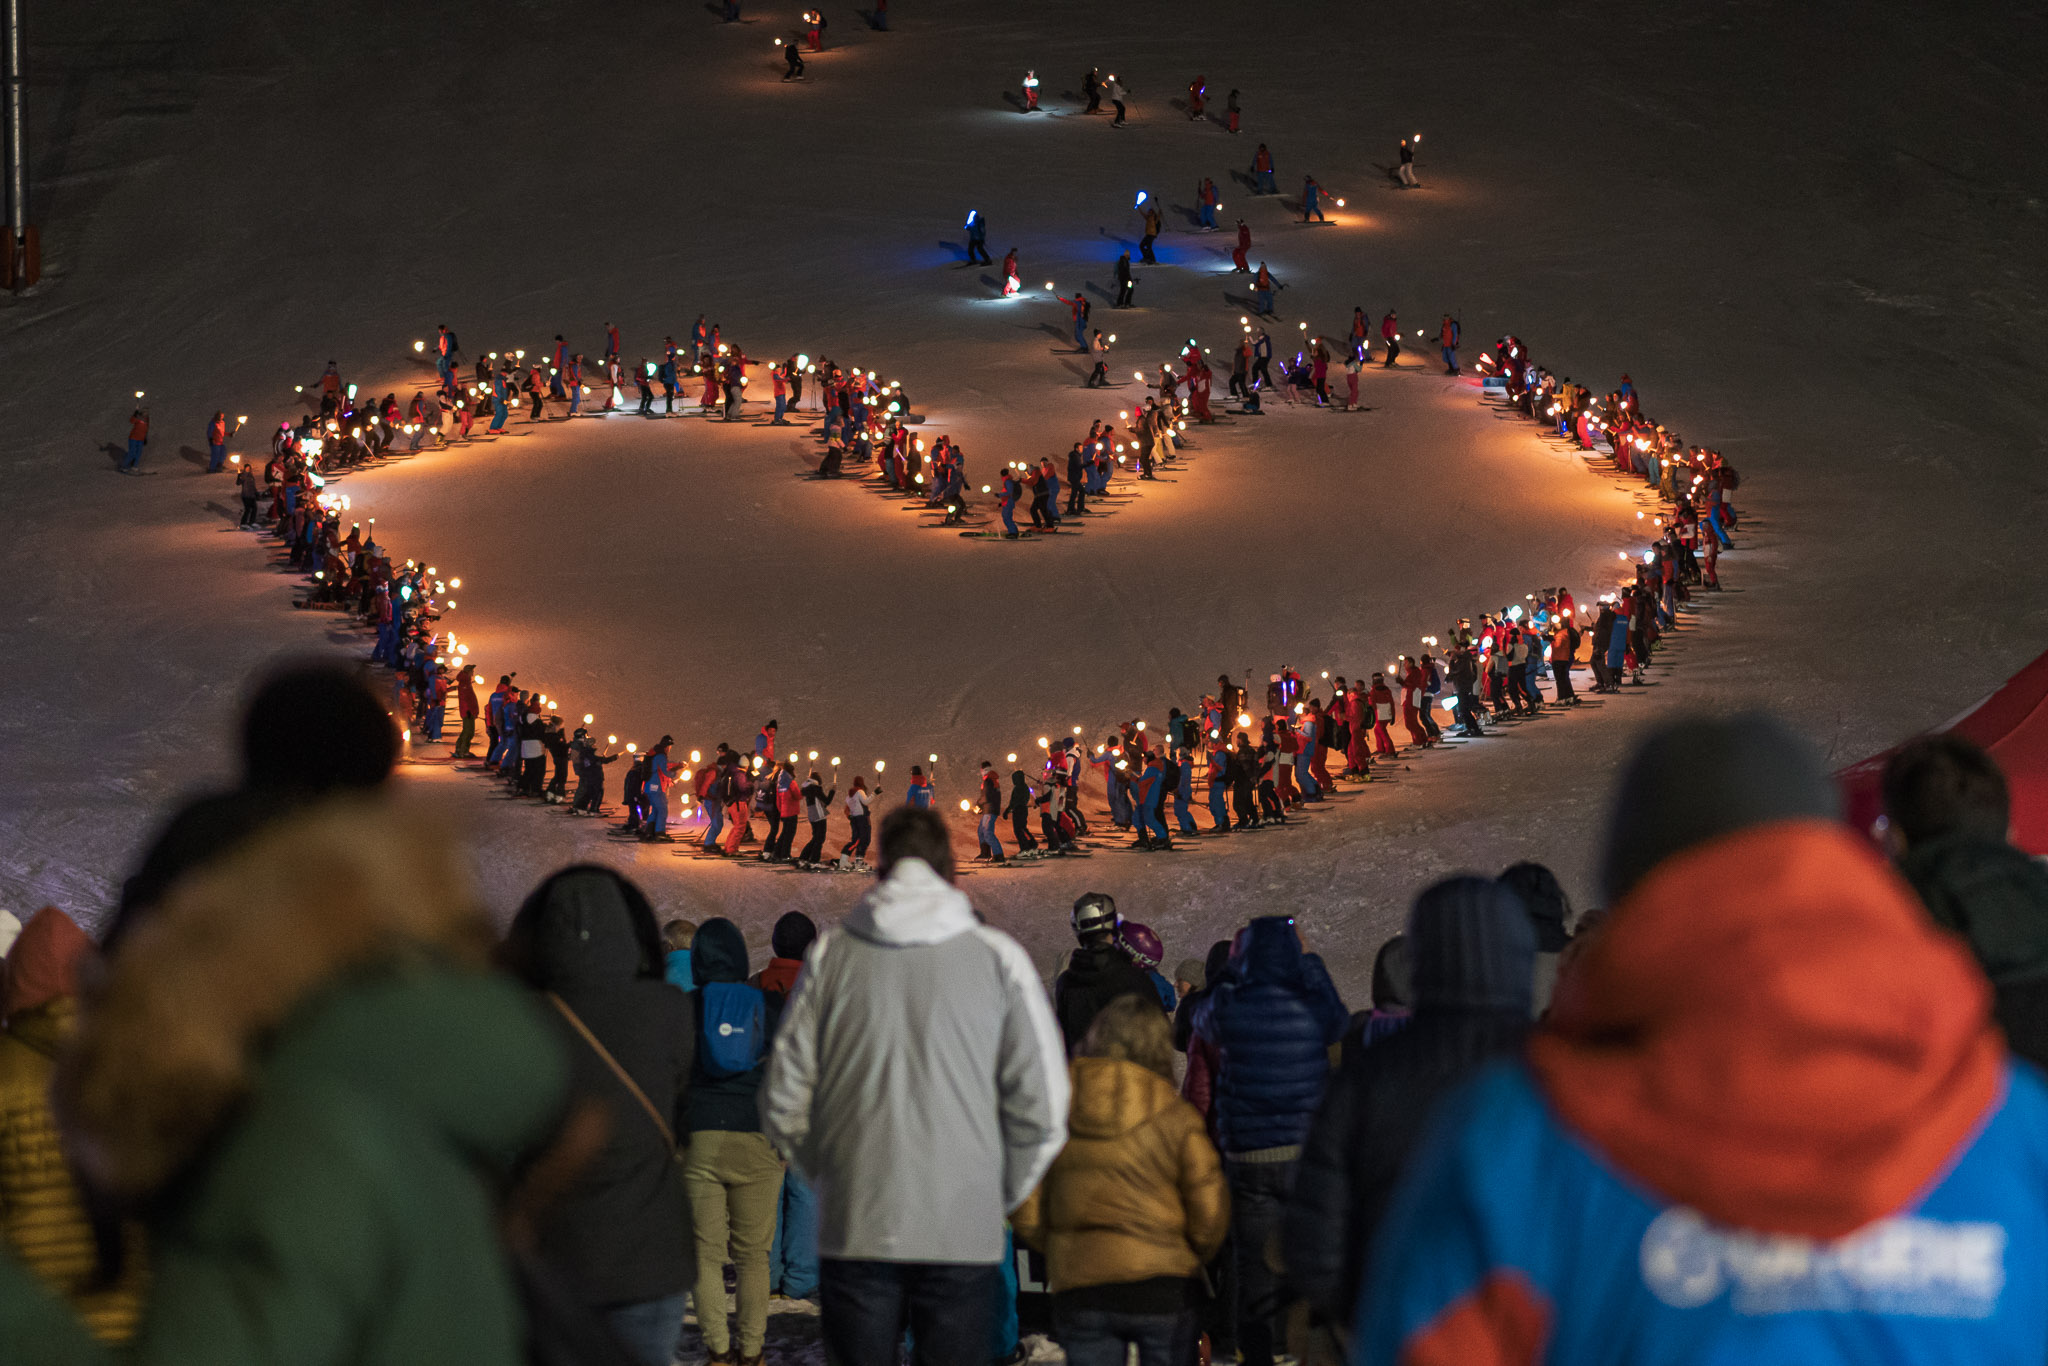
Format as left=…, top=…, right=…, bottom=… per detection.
left=1357, top=1061, right=2048, bottom=1365
left=1194, top=916, right=1348, bottom=1152
left=664, top=948, right=694, bottom=992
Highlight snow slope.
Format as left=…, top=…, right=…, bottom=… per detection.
left=3, top=0, right=2044, bottom=995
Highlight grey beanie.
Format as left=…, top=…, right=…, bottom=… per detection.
left=1601, top=712, right=1841, bottom=903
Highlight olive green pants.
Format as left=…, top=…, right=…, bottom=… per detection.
left=682, top=1130, right=785, bottom=1357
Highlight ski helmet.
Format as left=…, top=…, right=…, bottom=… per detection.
left=1071, top=892, right=1119, bottom=940
left=1117, top=921, right=1164, bottom=971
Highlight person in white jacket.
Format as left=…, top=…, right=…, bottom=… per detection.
left=761, top=805, right=1069, bottom=1366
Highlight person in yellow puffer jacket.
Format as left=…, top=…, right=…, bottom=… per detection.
left=0, top=907, right=146, bottom=1342
left=1013, top=994, right=1229, bottom=1366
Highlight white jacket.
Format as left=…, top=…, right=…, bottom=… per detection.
left=761, top=859, right=1069, bottom=1263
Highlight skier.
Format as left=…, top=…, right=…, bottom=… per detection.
left=206, top=411, right=230, bottom=472
left=1231, top=218, right=1251, bottom=272
left=1022, top=69, right=1039, bottom=111
left=905, top=765, right=933, bottom=809
left=1065, top=442, right=1087, bottom=514
left=236, top=460, right=261, bottom=527
left=998, top=468, right=1021, bottom=537
left=1398, top=136, right=1419, bottom=188
left=964, top=209, right=991, bottom=264
left=1087, top=330, right=1110, bottom=387
left=1056, top=289, right=1091, bottom=349
left=1368, top=672, right=1398, bottom=756
left=603, top=322, right=619, bottom=362
left=1439, top=314, right=1461, bottom=374
left=1001, top=248, right=1021, bottom=296
left=1187, top=76, right=1206, bottom=120
left=565, top=355, right=584, bottom=417
left=122, top=406, right=149, bottom=472
left=1224, top=88, right=1241, bottom=133
left=783, top=40, right=805, bottom=80
left=1253, top=262, right=1276, bottom=316
left=548, top=336, right=568, bottom=399
left=435, top=324, right=458, bottom=382
left=1380, top=309, right=1402, bottom=367
left=1105, top=73, right=1127, bottom=126
left=1252, top=142, right=1277, bottom=193
left=1113, top=251, right=1135, bottom=307
left=975, top=762, right=1006, bottom=862
left=1197, top=176, right=1220, bottom=230
left=1301, top=174, right=1327, bottom=223
left=1083, top=66, right=1102, bottom=114
left=804, top=8, right=825, bottom=50
left=488, top=363, right=510, bottom=431
left=1251, top=328, right=1273, bottom=390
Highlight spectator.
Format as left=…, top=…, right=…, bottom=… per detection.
left=1285, top=878, right=1533, bottom=1347
left=1497, top=861, right=1574, bottom=1014
left=1054, top=893, right=1163, bottom=1053
left=1883, top=734, right=2048, bottom=1069
left=1360, top=714, right=2041, bottom=1365
left=1014, top=995, right=1230, bottom=1366
left=683, top=918, right=784, bottom=1365
left=663, top=917, right=699, bottom=992
left=1172, top=956, right=1207, bottom=1005
left=1339, top=934, right=1412, bottom=1063
left=0, top=910, right=22, bottom=959
left=0, top=794, right=576, bottom=1364
left=1193, top=916, right=1348, bottom=1366
left=756, top=912, right=821, bottom=1303
left=761, top=806, right=1068, bottom=1366
left=1172, top=939, right=1233, bottom=1055
left=504, top=866, right=697, bottom=1366
left=0, top=908, right=145, bottom=1341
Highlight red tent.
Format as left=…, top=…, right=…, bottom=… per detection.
left=1838, top=646, right=2048, bottom=855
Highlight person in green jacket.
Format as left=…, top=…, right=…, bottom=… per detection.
left=0, top=794, right=573, bottom=1366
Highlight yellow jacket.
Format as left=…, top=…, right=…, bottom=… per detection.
left=0, top=995, right=145, bottom=1343
left=1012, top=1056, right=1229, bottom=1292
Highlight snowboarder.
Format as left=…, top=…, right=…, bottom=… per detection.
left=1114, top=251, right=1135, bottom=307
left=1087, top=330, right=1110, bottom=387
left=783, top=40, right=806, bottom=80
left=1083, top=67, right=1102, bottom=114
left=964, top=209, right=991, bottom=264
left=1138, top=202, right=1162, bottom=263
left=1398, top=136, right=1419, bottom=187
left=1301, top=174, right=1327, bottom=223
left=1022, top=69, right=1039, bottom=111
left=1231, top=218, right=1251, bottom=272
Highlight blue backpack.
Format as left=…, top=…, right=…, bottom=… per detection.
left=699, top=982, right=767, bottom=1077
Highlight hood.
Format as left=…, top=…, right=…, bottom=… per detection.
left=1498, top=862, right=1572, bottom=954
left=692, top=917, right=751, bottom=986
left=1229, top=915, right=1306, bottom=984
left=1530, top=820, right=2003, bottom=1239
left=59, top=797, right=514, bottom=1201
left=1202, top=939, right=1233, bottom=987
left=1898, top=833, right=2048, bottom=984
left=1369, top=934, right=1412, bottom=1011
left=1408, top=877, right=1534, bottom=1014
left=3, top=906, right=93, bottom=1021
left=845, top=859, right=977, bottom=947
left=1066, top=1055, right=1181, bottom=1141
left=508, top=866, right=661, bottom=990
left=771, top=911, right=819, bottom=962
left=758, top=958, right=803, bottom=996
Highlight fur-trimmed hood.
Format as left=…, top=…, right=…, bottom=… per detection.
left=59, top=797, right=517, bottom=1202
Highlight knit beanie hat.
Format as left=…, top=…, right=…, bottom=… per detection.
left=1499, top=862, right=1572, bottom=953
left=771, top=910, right=819, bottom=961
left=1602, top=712, right=1841, bottom=903
left=1408, top=876, right=1535, bottom=1013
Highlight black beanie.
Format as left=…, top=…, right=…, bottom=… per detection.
left=1498, top=862, right=1572, bottom=953
left=771, top=910, right=819, bottom=961
left=1602, top=712, right=1841, bottom=903
left=1407, top=876, right=1535, bottom=1013
left=241, top=661, right=397, bottom=793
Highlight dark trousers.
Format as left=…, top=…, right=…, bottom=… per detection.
left=1225, top=1160, right=1294, bottom=1366
left=1139, top=232, right=1157, bottom=263
left=1457, top=689, right=1484, bottom=734
left=968, top=241, right=991, bottom=264
left=819, top=1258, right=994, bottom=1366
left=1552, top=660, right=1576, bottom=700
left=1054, top=1302, right=1194, bottom=1366
left=1115, top=280, right=1134, bottom=307
left=799, top=818, right=827, bottom=862
left=772, top=815, right=799, bottom=859
left=764, top=810, right=786, bottom=855
left=239, top=494, right=258, bottom=526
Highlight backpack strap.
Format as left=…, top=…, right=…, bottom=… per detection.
left=546, top=993, right=675, bottom=1150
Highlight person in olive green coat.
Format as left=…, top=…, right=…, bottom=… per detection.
left=0, top=796, right=572, bottom=1366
